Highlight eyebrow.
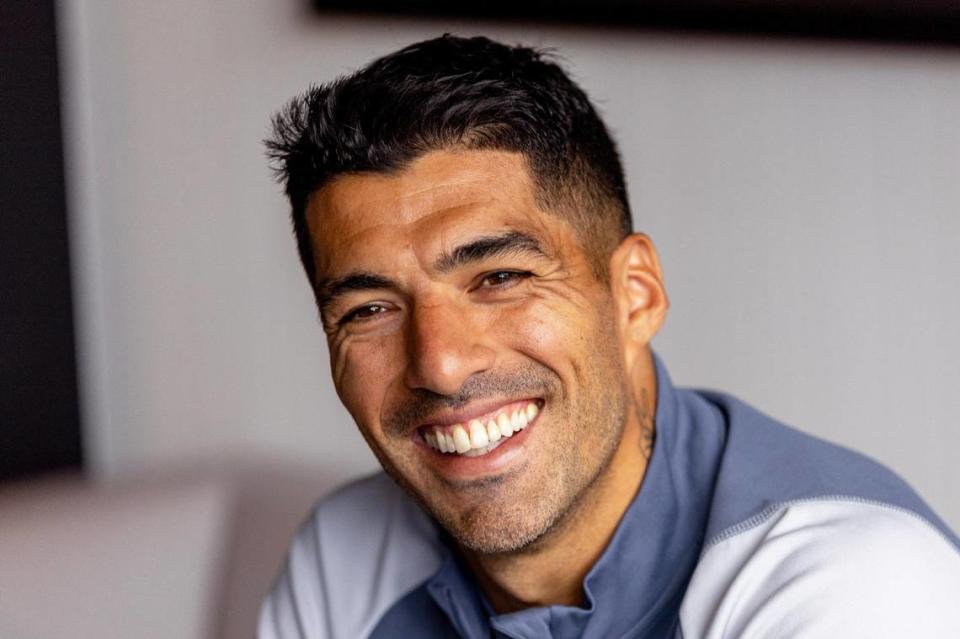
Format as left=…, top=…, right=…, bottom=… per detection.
left=433, top=230, right=547, bottom=273
left=317, top=230, right=548, bottom=315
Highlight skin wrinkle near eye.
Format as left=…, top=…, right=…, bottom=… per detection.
left=326, top=264, right=536, bottom=331
left=331, top=233, right=590, bottom=352
left=474, top=270, right=531, bottom=292
left=318, top=273, right=399, bottom=320
left=327, top=228, right=588, bottom=373
left=324, top=231, right=555, bottom=329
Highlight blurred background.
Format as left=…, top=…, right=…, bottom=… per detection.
left=2, top=0, right=959, bottom=637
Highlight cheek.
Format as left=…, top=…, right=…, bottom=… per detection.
left=508, top=309, right=563, bottom=354
left=498, top=289, right=619, bottom=406
left=332, top=337, right=405, bottom=434
left=500, top=300, right=591, bottom=378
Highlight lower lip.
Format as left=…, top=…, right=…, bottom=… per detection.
left=414, top=410, right=540, bottom=481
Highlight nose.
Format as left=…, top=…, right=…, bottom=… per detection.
left=403, top=298, right=495, bottom=396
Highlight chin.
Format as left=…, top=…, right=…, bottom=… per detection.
left=442, top=504, right=551, bottom=555
left=426, top=480, right=567, bottom=556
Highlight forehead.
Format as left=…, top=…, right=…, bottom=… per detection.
left=306, top=150, right=563, bottom=277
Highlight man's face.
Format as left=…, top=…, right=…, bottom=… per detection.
left=308, top=149, right=631, bottom=554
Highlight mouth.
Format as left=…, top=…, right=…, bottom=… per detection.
left=417, top=399, right=543, bottom=458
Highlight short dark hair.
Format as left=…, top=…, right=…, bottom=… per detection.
left=266, top=35, right=632, bottom=285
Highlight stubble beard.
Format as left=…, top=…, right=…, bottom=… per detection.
left=374, top=390, right=627, bottom=558
left=370, top=344, right=630, bottom=557
left=439, top=379, right=628, bottom=557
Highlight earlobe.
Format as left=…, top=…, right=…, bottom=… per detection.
left=610, top=234, right=669, bottom=358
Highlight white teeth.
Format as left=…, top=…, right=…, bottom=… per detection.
left=446, top=432, right=456, bottom=453
left=441, top=432, right=452, bottom=453
left=462, top=445, right=491, bottom=457
left=486, top=419, right=501, bottom=442
left=452, top=425, right=471, bottom=453
left=497, top=413, right=513, bottom=437
left=424, top=401, right=540, bottom=455
left=469, top=420, right=489, bottom=448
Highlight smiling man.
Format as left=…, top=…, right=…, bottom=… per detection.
left=258, top=36, right=960, bottom=638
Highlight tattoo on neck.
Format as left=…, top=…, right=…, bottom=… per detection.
left=639, top=388, right=655, bottom=460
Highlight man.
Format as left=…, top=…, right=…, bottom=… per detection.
left=258, top=35, right=960, bottom=638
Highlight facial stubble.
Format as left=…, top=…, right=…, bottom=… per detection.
left=368, top=307, right=630, bottom=557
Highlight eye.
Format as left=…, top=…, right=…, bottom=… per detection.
left=339, top=303, right=390, bottom=325
left=475, top=270, right=532, bottom=290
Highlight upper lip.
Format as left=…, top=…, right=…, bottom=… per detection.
left=416, top=396, right=540, bottom=430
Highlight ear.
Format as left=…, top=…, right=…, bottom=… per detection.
left=609, top=233, right=669, bottom=372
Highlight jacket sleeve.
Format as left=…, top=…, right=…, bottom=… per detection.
left=681, top=500, right=960, bottom=638
left=257, top=514, right=329, bottom=639
left=256, top=473, right=444, bottom=639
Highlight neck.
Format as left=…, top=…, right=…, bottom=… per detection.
left=461, top=356, right=658, bottom=613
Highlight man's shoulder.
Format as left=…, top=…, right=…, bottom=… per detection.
left=680, top=497, right=960, bottom=638
left=257, top=472, right=445, bottom=639
left=312, top=471, right=416, bottom=523
left=677, top=389, right=960, bottom=637
left=692, top=389, right=958, bottom=545
left=300, top=471, right=440, bottom=556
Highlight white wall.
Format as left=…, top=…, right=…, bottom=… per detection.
left=60, top=0, right=960, bottom=529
